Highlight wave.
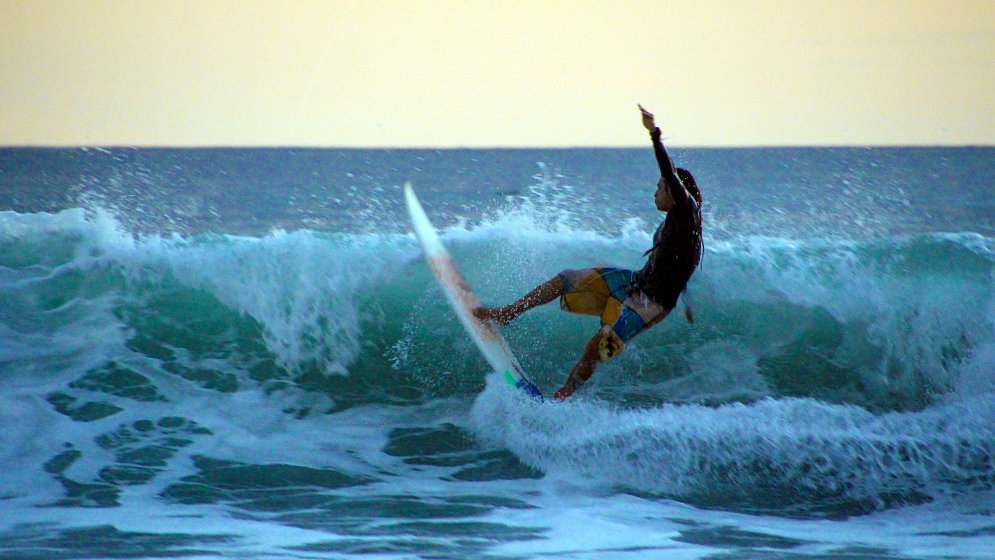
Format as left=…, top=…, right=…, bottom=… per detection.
left=3, top=207, right=991, bottom=405
left=2, top=206, right=994, bottom=511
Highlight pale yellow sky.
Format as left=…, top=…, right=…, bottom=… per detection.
left=2, top=0, right=993, bottom=147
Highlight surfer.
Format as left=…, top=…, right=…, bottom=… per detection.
left=475, top=105, right=703, bottom=399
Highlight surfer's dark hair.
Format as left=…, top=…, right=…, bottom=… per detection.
left=676, top=168, right=701, bottom=206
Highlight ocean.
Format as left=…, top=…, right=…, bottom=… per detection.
left=1, top=146, right=993, bottom=559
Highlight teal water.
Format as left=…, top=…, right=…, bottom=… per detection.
left=1, top=147, right=994, bottom=559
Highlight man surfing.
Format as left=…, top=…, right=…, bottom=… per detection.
left=474, top=105, right=703, bottom=399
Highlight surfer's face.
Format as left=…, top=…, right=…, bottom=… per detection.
left=655, top=179, right=674, bottom=211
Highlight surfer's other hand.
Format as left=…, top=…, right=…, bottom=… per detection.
left=638, top=104, right=656, bottom=131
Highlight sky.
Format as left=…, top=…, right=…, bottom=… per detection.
left=2, top=0, right=993, bottom=147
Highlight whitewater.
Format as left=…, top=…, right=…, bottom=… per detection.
left=1, top=147, right=993, bottom=559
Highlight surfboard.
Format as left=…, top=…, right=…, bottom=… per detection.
left=404, top=182, right=543, bottom=400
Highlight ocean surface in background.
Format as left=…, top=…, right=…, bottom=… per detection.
left=1, top=146, right=994, bottom=559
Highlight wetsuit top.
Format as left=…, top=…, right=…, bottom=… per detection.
left=631, top=127, right=703, bottom=310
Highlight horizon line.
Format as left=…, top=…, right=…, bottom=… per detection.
left=2, top=143, right=993, bottom=150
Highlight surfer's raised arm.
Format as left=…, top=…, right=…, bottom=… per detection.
left=639, top=104, right=691, bottom=212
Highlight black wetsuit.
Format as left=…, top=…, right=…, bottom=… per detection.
left=631, top=127, right=703, bottom=310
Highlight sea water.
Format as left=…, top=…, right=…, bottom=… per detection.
left=1, top=147, right=993, bottom=559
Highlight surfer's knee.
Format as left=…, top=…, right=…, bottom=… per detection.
left=595, top=325, right=624, bottom=362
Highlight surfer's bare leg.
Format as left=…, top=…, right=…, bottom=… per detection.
left=474, top=275, right=565, bottom=326
left=553, top=331, right=602, bottom=400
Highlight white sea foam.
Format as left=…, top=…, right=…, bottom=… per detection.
left=471, top=374, right=995, bottom=509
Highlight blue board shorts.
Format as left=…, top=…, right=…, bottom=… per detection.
left=558, top=267, right=668, bottom=361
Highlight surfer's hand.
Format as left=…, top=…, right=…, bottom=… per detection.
left=639, top=104, right=656, bottom=131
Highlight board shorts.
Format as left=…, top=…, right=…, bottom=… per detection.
left=558, top=267, right=669, bottom=362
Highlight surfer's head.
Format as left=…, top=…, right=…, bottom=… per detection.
left=654, top=179, right=674, bottom=211
left=655, top=169, right=700, bottom=212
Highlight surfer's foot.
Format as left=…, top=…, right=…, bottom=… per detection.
left=473, top=306, right=515, bottom=326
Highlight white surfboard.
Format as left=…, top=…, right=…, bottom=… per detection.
left=404, top=182, right=542, bottom=400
